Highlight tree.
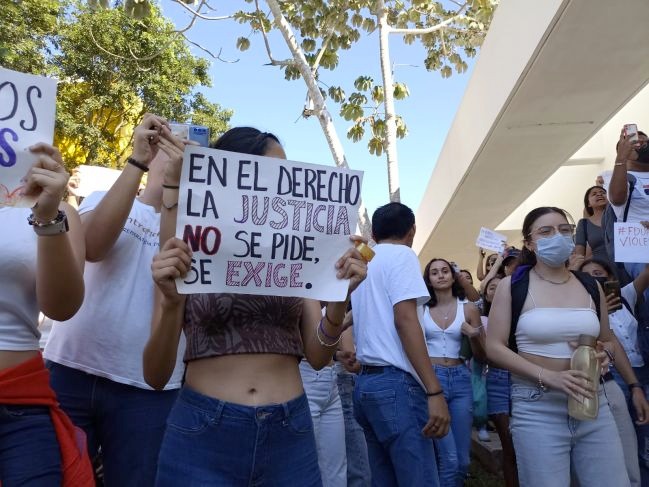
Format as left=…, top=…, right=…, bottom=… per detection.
left=0, top=0, right=64, bottom=73
left=53, top=2, right=232, bottom=168
left=232, top=0, right=495, bottom=203
left=0, top=0, right=233, bottom=169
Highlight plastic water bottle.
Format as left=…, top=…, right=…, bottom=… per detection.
left=568, top=334, right=600, bottom=420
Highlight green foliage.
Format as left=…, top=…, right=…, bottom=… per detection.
left=229, top=0, right=496, bottom=158
left=0, top=0, right=65, bottom=73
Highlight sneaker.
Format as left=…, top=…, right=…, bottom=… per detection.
left=478, top=427, right=490, bottom=442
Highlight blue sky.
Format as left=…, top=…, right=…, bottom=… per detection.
left=163, top=2, right=475, bottom=217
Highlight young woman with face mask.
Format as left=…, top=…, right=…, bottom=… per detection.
left=486, top=207, right=630, bottom=487
left=422, top=258, right=484, bottom=487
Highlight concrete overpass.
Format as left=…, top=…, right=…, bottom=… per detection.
left=414, top=0, right=649, bottom=273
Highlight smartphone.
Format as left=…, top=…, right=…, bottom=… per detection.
left=603, top=280, right=622, bottom=312
left=169, top=123, right=210, bottom=147
left=624, top=124, right=639, bottom=144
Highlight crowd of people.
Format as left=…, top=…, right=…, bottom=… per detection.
left=2, top=116, right=649, bottom=487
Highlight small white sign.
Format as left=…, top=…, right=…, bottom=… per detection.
left=175, top=146, right=364, bottom=301
left=614, top=222, right=649, bottom=263
left=476, top=227, right=507, bottom=253
left=0, top=67, right=57, bottom=207
left=71, top=165, right=121, bottom=198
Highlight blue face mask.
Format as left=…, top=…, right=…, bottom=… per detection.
left=535, top=234, right=575, bottom=267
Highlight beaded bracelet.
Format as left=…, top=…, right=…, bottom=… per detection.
left=316, top=318, right=341, bottom=347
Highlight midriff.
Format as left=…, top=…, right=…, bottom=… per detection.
left=185, top=353, right=304, bottom=406
left=0, top=350, right=40, bottom=372
left=519, top=352, right=571, bottom=373
left=429, top=357, right=464, bottom=366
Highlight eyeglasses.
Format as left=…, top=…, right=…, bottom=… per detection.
left=530, top=224, right=575, bottom=238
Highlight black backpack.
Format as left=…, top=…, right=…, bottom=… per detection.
left=508, top=266, right=601, bottom=352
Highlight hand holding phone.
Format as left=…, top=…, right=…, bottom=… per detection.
left=603, top=280, right=622, bottom=313
left=624, top=124, right=639, bottom=144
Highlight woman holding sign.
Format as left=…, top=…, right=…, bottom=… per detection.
left=0, top=143, right=92, bottom=485
left=143, top=127, right=367, bottom=486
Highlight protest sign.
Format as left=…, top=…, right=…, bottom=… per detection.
left=614, top=222, right=649, bottom=263
left=476, top=227, right=507, bottom=253
left=175, top=146, right=364, bottom=301
left=72, top=165, right=121, bottom=198
left=0, top=67, right=57, bottom=207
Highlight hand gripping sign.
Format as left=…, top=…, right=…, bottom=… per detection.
left=175, top=146, right=364, bottom=302
left=0, top=67, right=57, bottom=207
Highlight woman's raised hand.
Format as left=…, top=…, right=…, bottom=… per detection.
left=335, top=236, right=368, bottom=296
left=22, top=143, right=69, bottom=222
left=152, top=238, right=193, bottom=304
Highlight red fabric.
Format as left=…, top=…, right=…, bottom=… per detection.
left=0, top=354, right=94, bottom=486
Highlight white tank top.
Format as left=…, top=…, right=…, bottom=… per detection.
left=516, top=291, right=600, bottom=359
left=423, top=300, right=464, bottom=359
left=0, top=207, right=40, bottom=351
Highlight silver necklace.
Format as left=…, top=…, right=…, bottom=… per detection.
left=437, top=301, right=455, bottom=322
left=533, top=268, right=571, bottom=285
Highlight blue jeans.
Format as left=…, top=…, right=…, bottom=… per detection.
left=486, top=367, right=511, bottom=416
left=47, top=361, right=178, bottom=487
left=300, top=361, right=347, bottom=487
left=0, top=405, right=61, bottom=485
left=353, top=365, right=439, bottom=487
left=432, top=364, right=473, bottom=487
left=511, top=379, right=629, bottom=487
left=156, top=386, right=322, bottom=486
left=335, top=365, right=371, bottom=487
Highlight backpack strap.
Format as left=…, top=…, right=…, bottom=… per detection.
left=509, top=267, right=601, bottom=352
left=621, top=295, right=633, bottom=315
left=508, top=265, right=531, bottom=352
left=571, top=271, right=601, bottom=319
left=622, top=174, right=637, bottom=223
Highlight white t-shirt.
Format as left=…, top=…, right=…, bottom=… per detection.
left=44, top=192, right=186, bottom=389
left=351, top=243, right=430, bottom=384
left=610, top=171, right=649, bottom=223
left=610, top=282, right=644, bottom=368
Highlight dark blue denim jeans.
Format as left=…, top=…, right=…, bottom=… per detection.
left=432, top=364, right=473, bottom=487
left=0, top=404, right=61, bottom=485
left=155, top=386, right=322, bottom=486
left=47, top=361, right=178, bottom=487
left=353, top=366, right=439, bottom=487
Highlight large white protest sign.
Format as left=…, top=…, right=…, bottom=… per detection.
left=175, top=146, right=364, bottom=301
left=0, top=67, right=57, bottom=207
left=614, top=222, right=649, bottom=263
left=476, top=227, right=507, bottom=253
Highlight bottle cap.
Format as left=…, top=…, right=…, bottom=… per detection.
left=355, top=242, right=375, bottom=263
left=577, top=334, right=597, bottom=347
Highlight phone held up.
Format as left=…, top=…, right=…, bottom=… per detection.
left=603, top=280, right=623, bottom=312
left=169, top=123, right=210, bottom=147
left=624, top=123, right=639, bottom=144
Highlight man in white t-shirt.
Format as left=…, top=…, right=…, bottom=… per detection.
left=609, top=129, right=649, bottom=289
left=351, top=202, right=449, bottom=486
left=44, top=115, right=187, bottom=486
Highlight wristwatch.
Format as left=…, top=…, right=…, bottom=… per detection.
left=27, top=210, right=69, bottom=236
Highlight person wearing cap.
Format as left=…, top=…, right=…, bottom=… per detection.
left=502, top=247, right=521, bottom=276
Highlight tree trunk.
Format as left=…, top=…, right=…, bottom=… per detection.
left=376, top=0, right=400, bottom=203
left=266, top=0, right=372, bottom=237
